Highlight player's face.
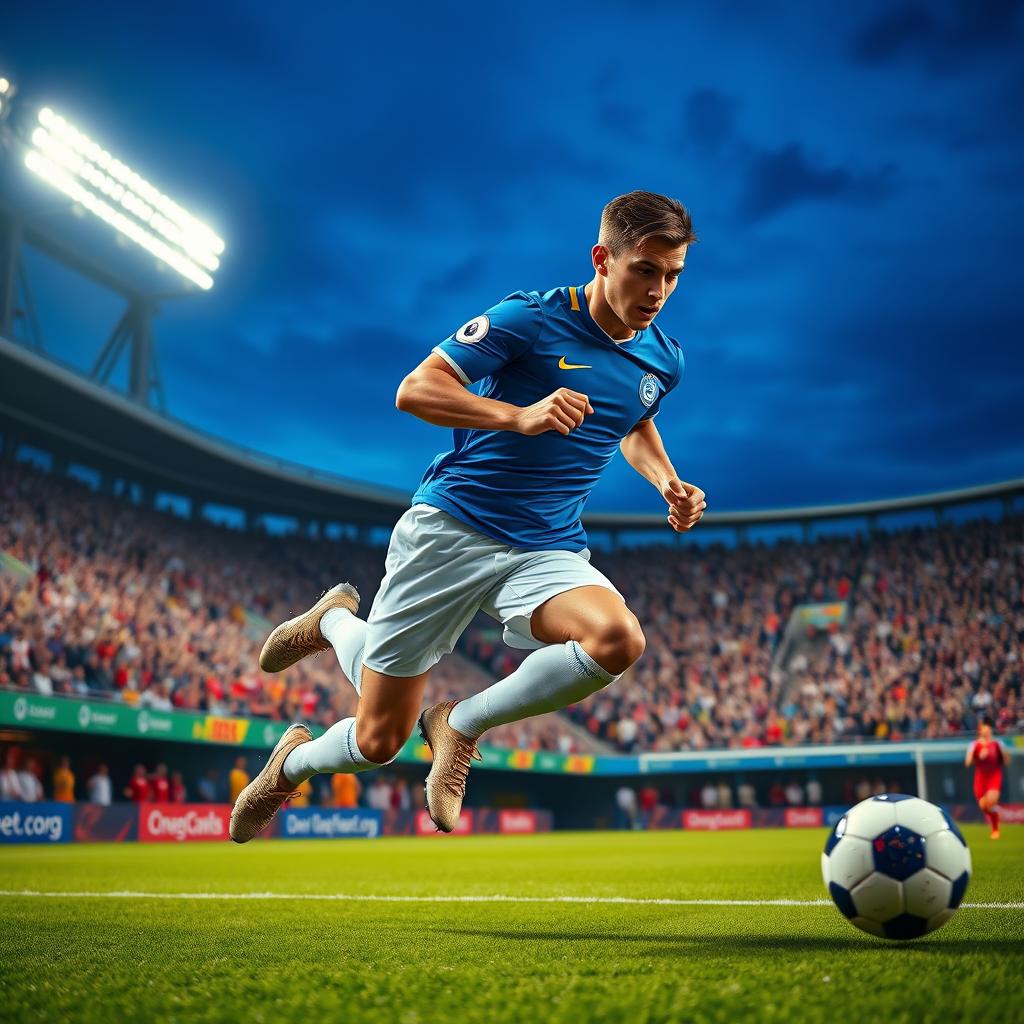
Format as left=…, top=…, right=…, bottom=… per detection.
left=979, top=723, right=992, bottom=741
left=601, top=239, right=688, bottom=332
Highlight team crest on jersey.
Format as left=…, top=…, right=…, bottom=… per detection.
left=639, top=373, right=660, bottom=408
left=455, top=314, right=490, bottom=344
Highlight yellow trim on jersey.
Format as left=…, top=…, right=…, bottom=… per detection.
left=569, top=286, right=580, bottom=312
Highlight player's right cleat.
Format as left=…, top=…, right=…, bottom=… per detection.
left=418, top=700, right=483, bottom=833
left=229, top=723, right=312, bottom=844
left=258, top=582, right=360, bottom=673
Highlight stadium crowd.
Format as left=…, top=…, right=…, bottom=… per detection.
left=1, top=464, right=1021, bottom=756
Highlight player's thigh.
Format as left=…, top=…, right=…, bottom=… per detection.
left=483, top=549, right=642, bottom=655
left=363, top=504, right=502, bottom=677
left=530, top=585, right=643, bottom=648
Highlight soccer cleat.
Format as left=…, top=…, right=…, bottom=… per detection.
left=259, top=582, right=360, bottom=673
left=418, top=700, right=483, bottom=833
left=229, top=723, right=312, bottom=843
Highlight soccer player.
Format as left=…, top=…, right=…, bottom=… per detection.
left=230, top=191, right=706, bottom=842
left=965, top=719, right=1010, bottom=839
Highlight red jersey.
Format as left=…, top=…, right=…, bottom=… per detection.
left=972, top=740, right=1004, bottom=779
left=128, top=777, right=151, bottom=802
left=151, top=777, right=170, bottom=802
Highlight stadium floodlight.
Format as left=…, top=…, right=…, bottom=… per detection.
left=23, top=107, right=224, bottom=290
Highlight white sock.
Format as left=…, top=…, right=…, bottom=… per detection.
left=447, top=640, right=619, bottom=739
left=283, top=718, right=381, bottom=784
left=320, top=607, right=366, bottom=694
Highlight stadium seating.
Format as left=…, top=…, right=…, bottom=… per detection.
left=1, top=464, right=1020, bottom=753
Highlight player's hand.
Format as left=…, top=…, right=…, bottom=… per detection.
left=662, top=478, right=706, bottom=532
left=513, top=388, right=594, bottom=436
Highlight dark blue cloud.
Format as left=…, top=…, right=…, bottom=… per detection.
left=2, top=0, right=1022, bottom=516
left=851, top=0, right=1024, bottom=73
left=737, top=143, right=896, bottom=220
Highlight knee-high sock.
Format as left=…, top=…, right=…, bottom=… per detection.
left=320, top=607, right=366, bottom=694
left=283, top=718, right=381, bottom=784
left=987, top=808, right=1000, bottom=831
left=447, top=640, right=619, bottom=740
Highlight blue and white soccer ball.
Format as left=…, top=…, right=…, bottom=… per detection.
left=821, top=794, right=971, bottom=940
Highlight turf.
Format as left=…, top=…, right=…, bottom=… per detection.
left=1, top=827, right=1022, bottom=1024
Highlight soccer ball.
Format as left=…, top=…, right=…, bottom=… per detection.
left=821, top=794, right=971, bottom=940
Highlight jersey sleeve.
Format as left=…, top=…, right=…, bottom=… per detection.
left=432, top=292, right=542, bottom=385
left=640, top=344, right=685, bottom=421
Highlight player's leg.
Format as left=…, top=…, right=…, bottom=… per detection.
left=447, top=585, right=642, bottom=738
left=282, top=666, right=429, bottom=782
left=421, top=551, right=639, bottom=831
left=980, top=787, right=1001, bottom=838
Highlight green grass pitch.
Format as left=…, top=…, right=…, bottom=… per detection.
left=1, top=827, right=1022, bottom=1023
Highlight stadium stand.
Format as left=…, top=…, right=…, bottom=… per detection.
left=2, top=462, right=1021, bottom=756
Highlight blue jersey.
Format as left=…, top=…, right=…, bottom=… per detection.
left=411, top=285, right=684, bottom=551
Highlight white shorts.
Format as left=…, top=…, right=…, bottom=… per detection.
left=362, top=504, right=623, bottom=677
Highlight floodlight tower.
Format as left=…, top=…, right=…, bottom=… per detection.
left=0, top=74, right=225, bottom=409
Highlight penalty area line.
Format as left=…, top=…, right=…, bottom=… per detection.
left=0, top=890, right=1021, bottom=910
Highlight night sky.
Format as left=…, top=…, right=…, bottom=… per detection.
left=4, top=1, right=1022, bottom=514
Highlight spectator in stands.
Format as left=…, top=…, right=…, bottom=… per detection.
left=716, top=779, right=733, bottom=809
left=170, top=771, right=187, bottom=803
left=197, top=770, right=219, bottom=803
left=615, top=785, right=639, bottom=830
left=784, top=779, right=804, bottom=806
left=228, top=757, right=249, bottom=804
left=767, top=780, right=786, bottom=806
left=332, top=771, right=361, bottom=808
left=52, top=755, right=75, bottom=802
left=124, top=764, right=151, bottom=802
left=737, top=781, right=757, bottom=809
left=150, top=763, right=170, bottom=802
left=805, top=778, right=823, bottom=806
left=366, top=776, right=392, bottom=811
left=700, top=781, right=718, bottom=809
left=87, top=763, right=112, bottom=806
left=18, top=756, right=43, bottom=803
left=1, top=747, right=24, bottom=800
left=390, top=777, right=412, bottom=811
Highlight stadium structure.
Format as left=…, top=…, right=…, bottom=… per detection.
left=0, top=73, right=1021, bottom=840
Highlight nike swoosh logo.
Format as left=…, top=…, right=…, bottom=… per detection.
left=558, top=356, right=592, bottom=370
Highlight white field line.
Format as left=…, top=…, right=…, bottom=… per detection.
left=0, top=890, right=1021, bottom=909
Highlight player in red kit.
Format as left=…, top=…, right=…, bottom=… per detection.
left=965, top=719, right=1011, bottom=839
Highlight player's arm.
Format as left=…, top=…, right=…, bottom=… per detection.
left=1003, top=743, right=1011, bottom=767
left=619, top=417, right=706, bottom=532
left=964, top=743, right=974, bottom=767
left=396, top=355, right=593, bottom=436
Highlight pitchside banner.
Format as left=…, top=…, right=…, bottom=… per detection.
left=280, top=808, right=381, bottom=839
left=0, top=801, right=73, bottom=843
left=138, top=803, right=231, bottom=842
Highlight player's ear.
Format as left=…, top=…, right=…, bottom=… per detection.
left=592, top=244, right=611, bottom=276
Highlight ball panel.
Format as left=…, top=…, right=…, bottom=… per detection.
left=873, top=793, right=915, bottom=802
left=883, top=912, right=928, bottom=941
left=950, top=870, right=970, bottom=910
left=827, top=835, right=874, bottom=889
left=894, top=798, right=946, bottom=835
left=845, top=798, right=897, bottom=839
left=821, top=851, right=831, bottom=886
left=926, top=908, right=954, bottom=933
left=904, top=868, right=952, bottom=919
left=850, top=916, right=886, bottom=938
left=823, top=815, right=847, bottom=856
left=871, top=825, right=926, bottom=881
left=940, top=808, right=968, bottom=847
left=828, top=881, right=857, bottom=919
left=925, top=828, right=972, bottom=881
left=851, top=872, right=903, bottom=922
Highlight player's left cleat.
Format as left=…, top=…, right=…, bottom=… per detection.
left=229, top=723, right=312, bottom=844
left=419, top=700, right=482, bottom=832
left=259, top=581, right=360, bottom=673
left=991, top=829, right=1000, bottom=840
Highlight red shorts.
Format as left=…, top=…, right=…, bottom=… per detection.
left=974, top=774, right=1002, bottom=801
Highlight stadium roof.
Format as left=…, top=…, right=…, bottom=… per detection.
left=2, top=335, right=1021, bottom=532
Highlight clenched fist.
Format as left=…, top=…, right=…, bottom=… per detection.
left=662, top=478, right=706, bottom=532
left=513, top=388, right=594, bottom=436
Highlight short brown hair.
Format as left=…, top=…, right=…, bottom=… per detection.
left=599, top=191, right=696, bottom=255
